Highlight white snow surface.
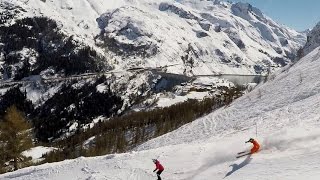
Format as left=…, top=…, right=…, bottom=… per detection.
left=1, top=44, right=320, bottom=179
left=156, top=91, right=211, bottom=107
left=22, top=146, right=56, bottom=162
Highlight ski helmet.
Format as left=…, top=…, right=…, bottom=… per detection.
left=152, top=159, right=157, bottom=163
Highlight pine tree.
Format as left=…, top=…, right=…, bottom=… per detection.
left=0, top=106, right=33, bottom=171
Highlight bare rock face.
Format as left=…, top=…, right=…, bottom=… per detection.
left=303, top=22, right=320, bottom=55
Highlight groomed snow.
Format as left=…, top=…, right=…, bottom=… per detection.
left=1, top=44, right=320, bottom=180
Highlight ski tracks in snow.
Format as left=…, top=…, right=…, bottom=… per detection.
left=201, top=116, right=216, bottom=136
left=127, top=168, right=155, bottom=180
left=81, top=164, right=111, bottom=180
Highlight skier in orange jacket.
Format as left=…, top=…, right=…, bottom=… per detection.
left=246, top=138, right=260, bottom=154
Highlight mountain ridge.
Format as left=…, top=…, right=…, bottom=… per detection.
left=10, top=0, right=306, bottom=76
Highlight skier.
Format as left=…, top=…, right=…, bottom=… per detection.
left=152, top=159, right=164, bottom=180
left=246, top=138, right=260, bottom=154
left=237, top=138, right=260, bottom=158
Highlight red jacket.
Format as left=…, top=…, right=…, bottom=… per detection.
left=250, top=140, right=260, bottom=154
left=155, top=160, right=164, bottom=171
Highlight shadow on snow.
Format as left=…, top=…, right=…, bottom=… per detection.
left=224, top=155, right=252, bottom=178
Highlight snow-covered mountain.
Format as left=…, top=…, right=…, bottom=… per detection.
left=1, top=27, right=320, bottom=180
left=0, top=0, right=307, bottom=141
left=10, top=0, right=305, bottom=75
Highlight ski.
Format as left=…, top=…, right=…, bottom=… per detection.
left=236, top=153, right=251, bottom=158
left=237, top=151, right=247, bottom=154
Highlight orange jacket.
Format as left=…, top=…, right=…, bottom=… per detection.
left=250, top=140, right=260, bottom=154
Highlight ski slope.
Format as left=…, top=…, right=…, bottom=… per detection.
left=1, top=47, right=320, bottom=179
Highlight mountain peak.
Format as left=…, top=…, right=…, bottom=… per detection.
left=231, top=2, right=264, bottom=20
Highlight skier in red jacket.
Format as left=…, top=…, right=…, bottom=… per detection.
left=153, top=159, right=164, bottom=180
left=237, top=138, right=261, bottom=158
left=246, top=138, right=260, bottom=154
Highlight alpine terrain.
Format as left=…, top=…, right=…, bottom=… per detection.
left=1, top=0, right=319, bottom=179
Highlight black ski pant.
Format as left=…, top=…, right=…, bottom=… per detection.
left=157, top=170, right=163, bottom=180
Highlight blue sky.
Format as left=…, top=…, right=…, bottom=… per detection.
left=230, top=0, right=320, bottom=31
